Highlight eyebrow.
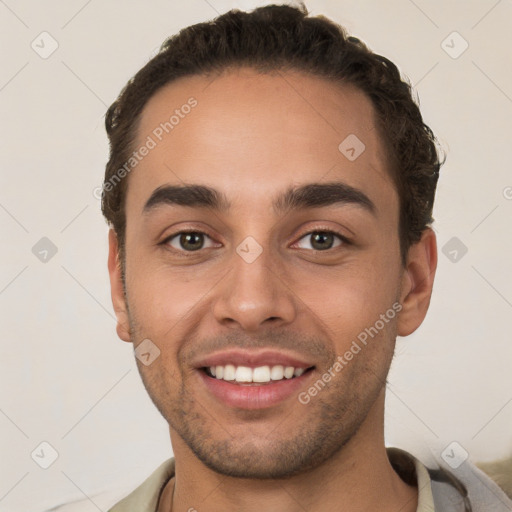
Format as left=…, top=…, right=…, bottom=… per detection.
left=142, top=182, right=376, bottom=217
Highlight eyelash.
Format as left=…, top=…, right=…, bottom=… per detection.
left=160, top=228, right=351, bottom=255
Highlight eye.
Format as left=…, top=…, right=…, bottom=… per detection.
left=163, top=231, right=218, bottom=252
left=161, top=228, right=350, bottom=254
left=294, top=230, right=348, bottom=251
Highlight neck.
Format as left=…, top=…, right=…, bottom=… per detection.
left=160, top=392, right=418, bottom=512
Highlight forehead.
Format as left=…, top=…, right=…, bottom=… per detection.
left=126, top=67, right=396, bottom=219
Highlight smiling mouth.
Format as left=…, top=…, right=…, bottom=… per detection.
left=201, top=365, right=315, bottom=385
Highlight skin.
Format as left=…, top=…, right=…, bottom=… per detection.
left=108, top=67, right=437, bottom=512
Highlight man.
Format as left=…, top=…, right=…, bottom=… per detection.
left=101, top=3, right=512, bottom=511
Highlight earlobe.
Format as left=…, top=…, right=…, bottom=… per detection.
left=397, top=228, right=438, bottom=337
left=107, top=229, right=132, bottom=342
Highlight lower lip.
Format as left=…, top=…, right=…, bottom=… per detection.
left=198, top=368, right=314, bottom=410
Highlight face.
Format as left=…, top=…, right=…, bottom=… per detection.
left=108, top=67, right=434, bottom=479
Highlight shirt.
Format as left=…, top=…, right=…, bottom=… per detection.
left=108, top=447, right=512, bottom=511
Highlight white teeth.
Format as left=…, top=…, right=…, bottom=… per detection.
left=270, top=365, right=284, bottom=380
left=284, top=366, right=295, bottom=379
left=253, top=366, right=271, bottom=382
left=235, top=366, right=253, bottom=382
left=206, top=364, right=310, bottom=383
left=223, top=364, right=236, bottom=381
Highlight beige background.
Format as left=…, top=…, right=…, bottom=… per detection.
left=1, top=0, right=511, bottom=510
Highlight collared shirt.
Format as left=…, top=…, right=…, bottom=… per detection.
left=108, top=447, right=437, bottom=511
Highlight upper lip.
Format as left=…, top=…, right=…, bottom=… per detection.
left=193, top=349, right=315, bottom=369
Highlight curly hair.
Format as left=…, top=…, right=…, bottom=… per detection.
left=102, top=3, right=443, bottom=268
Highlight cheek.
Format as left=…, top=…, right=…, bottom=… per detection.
left=130, top=280, right=181, bottom=330
left=125, top=261, right=216, bottom=341
left=301, top=254, right=401, bottom=343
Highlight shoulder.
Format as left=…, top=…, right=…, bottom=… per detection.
left=388, top=446, right=512, bottom=511
left=476, top=455, right=512, bottom=500
left=107, top=458, right=175, bottom=512
left=427, top=452, right=512, bottom=511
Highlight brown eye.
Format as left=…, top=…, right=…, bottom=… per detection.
left=295, top=231, right=346, bottom=251
left=179, top=232, right=203, bottom=251
left=165, top=231, right=215, bottom=252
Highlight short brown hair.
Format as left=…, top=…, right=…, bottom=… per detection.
left=102, top=3, right=443, bottom=269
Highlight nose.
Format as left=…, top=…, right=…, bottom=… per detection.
left=211, top=243, right=298, bottom=332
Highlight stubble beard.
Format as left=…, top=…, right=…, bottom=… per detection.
left=131, top=326, right=391, bottom=479
left=123, top=277, right=396, bottom=480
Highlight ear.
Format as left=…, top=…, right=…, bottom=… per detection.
left=397, top=228, right=437, bottom=337
left=107, top=229, right=131, bottom=342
